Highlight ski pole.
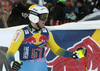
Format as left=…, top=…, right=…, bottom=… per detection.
left=83, top=57, right=88, bottom=71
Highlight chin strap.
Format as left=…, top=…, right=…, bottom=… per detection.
left=36, top=23, right=42, bottom=30
left=29, top=22, right=41, bottom=31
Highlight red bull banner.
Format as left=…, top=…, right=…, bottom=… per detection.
left=1, top=21, right=100, bottom=71
left=46, top=30, right=100, bottom=71
left=45, top=21, right=100, bottom=71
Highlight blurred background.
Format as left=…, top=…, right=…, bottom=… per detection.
left=0, top=0, right=100, bottom=28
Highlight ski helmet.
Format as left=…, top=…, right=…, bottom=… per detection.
left=28, top=4, right=49, bottom=23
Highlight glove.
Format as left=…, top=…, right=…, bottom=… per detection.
left=11, top=61, right=23, bottom=71
left=71, top=47, right=87, bottom=59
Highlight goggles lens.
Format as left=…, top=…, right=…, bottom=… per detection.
left=39, top=14, right=48, bottom=21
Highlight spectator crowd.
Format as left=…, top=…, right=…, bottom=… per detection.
left=0, top=0, right=100, bottom=27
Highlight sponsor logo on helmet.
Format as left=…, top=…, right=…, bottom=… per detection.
left=30, top=11, right=38, bottom=15
left=33, top=8, right=38, bottom=11
left=41, top=8, right=46, bottom=10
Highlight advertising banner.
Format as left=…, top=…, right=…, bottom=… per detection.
left=0, top=21, right=100, bottom=71
left=46, top=29, right=100, bottom=71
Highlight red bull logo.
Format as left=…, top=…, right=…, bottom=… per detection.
left=24, top=36, right=36, bottom=44
left=39, top=35, right=48, bottom=43
left=24, top=35, right=48, bottom=45
left=46, top=36, right=100, bottom=71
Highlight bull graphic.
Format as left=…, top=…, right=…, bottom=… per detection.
left=46, top=36, right=100, bottom=71
left=24, top=35, right=48, bottom=45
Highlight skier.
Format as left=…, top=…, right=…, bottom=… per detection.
left=6, top=4, right=87, bottom=71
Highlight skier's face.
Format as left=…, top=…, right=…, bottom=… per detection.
left=38, top=19, right=47, bottom=28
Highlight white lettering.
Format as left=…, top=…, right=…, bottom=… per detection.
left=23, top=47, right=29, bottom=59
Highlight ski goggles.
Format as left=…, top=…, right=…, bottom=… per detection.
left=29, top=10, right=48, bottom=21
left=39, top=14, right=48, bottom=21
